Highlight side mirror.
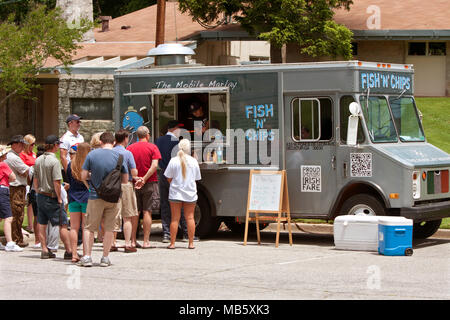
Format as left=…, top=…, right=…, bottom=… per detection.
left=347, top=102, right=361, bottom=146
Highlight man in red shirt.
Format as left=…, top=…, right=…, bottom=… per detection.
left=127, top=126, right=161, bottom=248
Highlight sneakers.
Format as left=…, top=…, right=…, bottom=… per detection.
left=32, top=243, right=42, bottom=249
left=0, top=243, right=5, bottom=250
left=5, top=242, right=23, bottom=252
left=41, top=250, right=56, bottom=259
left=182, top=236, right=200, bottom=242
left=162, top=234, right=170, bottom=243
left=63, top=251, right=72, bottom=260
left=78, top=256, right=93, bottom=267
left=99, top=256, right=111, bottom=267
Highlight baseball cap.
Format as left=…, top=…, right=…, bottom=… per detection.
left=66, top=114, right=82, bottom=123
left=0, top=145, right=11, bottom=157
left=7, top=135, right=25, bottom=146
left=189, top=102, right=201, bottom=112
left=167, top=120, right=184, bottom=129
left=45, top=135, right=62, bottom=145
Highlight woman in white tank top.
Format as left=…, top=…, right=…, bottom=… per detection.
left=164, top=139, right=201, bottom=249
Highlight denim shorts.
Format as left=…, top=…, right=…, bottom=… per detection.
left=0, top=187, right=12, bottom=219
left=36, top=193, right=69, bottom=226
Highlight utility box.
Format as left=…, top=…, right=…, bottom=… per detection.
left=334, top=215, right=380, bottom=251
left=378, top=217, right=413, bottom=256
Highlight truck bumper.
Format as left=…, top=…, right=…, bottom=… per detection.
left=400, top=199, right=450, bottom=222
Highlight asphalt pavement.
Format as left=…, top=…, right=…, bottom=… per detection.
left=1, top=222, right=449, bottom=301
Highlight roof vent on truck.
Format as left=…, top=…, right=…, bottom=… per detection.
left=147, top=43, right=195, bottom=67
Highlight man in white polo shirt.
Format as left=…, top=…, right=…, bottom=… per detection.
left=60, top=114, right=84, bottom=173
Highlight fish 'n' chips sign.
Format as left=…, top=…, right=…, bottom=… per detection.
left=359, top=71, right=413, bottom=94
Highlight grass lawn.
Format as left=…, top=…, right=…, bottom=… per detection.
left=415, top=97, right=450, bottom=154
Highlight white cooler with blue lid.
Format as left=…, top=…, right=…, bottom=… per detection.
left=378, top=217, right=413, bottom=256
left=334, top=215, right=380, bottom=251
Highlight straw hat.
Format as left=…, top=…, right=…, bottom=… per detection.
left=0, top=145, right=11, bottom=157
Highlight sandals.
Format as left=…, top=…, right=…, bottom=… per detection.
left=71, top=257, right=80, bottom=263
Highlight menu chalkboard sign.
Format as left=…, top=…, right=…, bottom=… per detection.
left=244, top=170, right=293, bottom=247
left=248, top=172, right=283, bottom=212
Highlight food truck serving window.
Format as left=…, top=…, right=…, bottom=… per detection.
left=150, top=87, right=229, bottom=140
left=292, top=97, right=333, bottom=142
left=360, top=95, right=397, bottom=143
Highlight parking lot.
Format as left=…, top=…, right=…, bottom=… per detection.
left=1, top=223, right=449, bottom=301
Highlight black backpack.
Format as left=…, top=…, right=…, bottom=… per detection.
left=93, top=154, right=123, bottom=203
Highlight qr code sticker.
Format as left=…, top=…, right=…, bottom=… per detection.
left=301, top=165, right=321, bottom=192
left=350, top=153, right=372, bottom=177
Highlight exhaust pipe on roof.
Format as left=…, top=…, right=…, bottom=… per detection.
left=147, top=43, right=195, bottom=66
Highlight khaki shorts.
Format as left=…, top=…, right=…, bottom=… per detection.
left=113, top=183, right=139, bottom=231
left=135, top=181, right=160, bottom=213
left=85, top=198, right=120, bottom=233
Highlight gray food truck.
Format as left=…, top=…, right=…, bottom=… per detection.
left=115, top=60, right=450, bottom=239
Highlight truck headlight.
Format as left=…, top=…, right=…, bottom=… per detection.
left=412, top=171, right=420, bottom=199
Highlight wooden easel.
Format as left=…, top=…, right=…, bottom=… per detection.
left=243, top=170, right=293, bottom=248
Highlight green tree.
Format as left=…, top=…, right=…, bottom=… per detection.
left=0, top=0, right=56, bottom=23
left=178, top=0, right=354, bottom=61
left=93, top=0, right=156, bottom=19
left=0, top=4, right=92, bottom=107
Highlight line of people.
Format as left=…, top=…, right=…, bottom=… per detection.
left=0, top=115, right=201, bottom=267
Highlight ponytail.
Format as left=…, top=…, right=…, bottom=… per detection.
left=178, top=149, right=187, bottom=180
left=177, top=138, right=191, bottom=180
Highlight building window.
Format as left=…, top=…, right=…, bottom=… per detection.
left=428, top=42, right=446, bottom=56
left=408, top=42, right=447, bottom=56
left=71, top=98, right=113, bottom=120
left=351, top=42, right=358, bottom=56
left=408, top=42, right=426, bottom=56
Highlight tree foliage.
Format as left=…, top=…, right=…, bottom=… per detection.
left=0, top=4, right=92, bottom=106
left=178, top=0, right=354, bottom=59
left=0, top=0, right=56, bottom=23
left=93, top=0, right=156, bottom=19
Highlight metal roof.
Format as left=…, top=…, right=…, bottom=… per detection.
left=56, top=56, right=155, bottom=74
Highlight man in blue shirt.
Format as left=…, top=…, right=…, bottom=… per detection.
left=80, top=132, right=128, bottom=267
left=113, top=129, right=140, bottom=252
left=155, top=120, right=190, bottom=243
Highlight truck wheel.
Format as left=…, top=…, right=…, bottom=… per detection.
left=413, top=219, right=441, bottom=239
left=194, top=191, right=220, bottom=238
left=340, top=194, right=386, bottom=216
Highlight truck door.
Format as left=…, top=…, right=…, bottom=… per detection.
left=285, top=96, right=337, bottom=216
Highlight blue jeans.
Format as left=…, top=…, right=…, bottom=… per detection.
left=158, top=171, right=187, bottom=237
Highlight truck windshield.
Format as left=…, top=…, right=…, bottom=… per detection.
left=359, top=96, right=397, bottom=142
left=388, top=96, right=425, bottom=142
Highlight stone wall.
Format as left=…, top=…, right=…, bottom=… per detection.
left=58, top=75, right=115, bottom=143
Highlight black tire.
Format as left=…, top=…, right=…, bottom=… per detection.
left=413, top=219, right=441, bottom=239
left=339, top=194, right=387, bottom=216
left=194, top=191, right=220, bottom=238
